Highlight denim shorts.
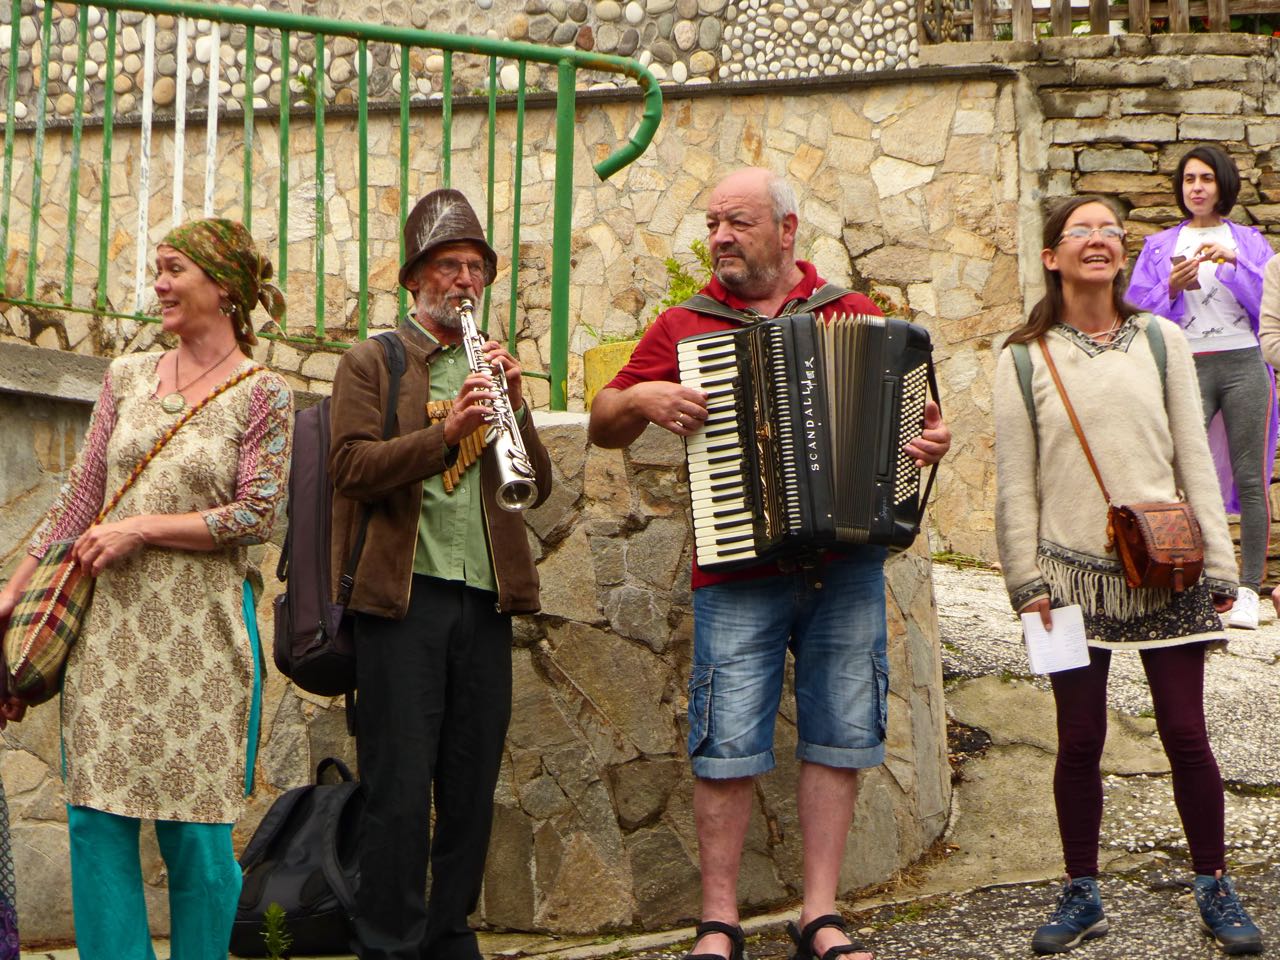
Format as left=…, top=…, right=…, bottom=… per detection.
left=687, top=550, right=890, bottom=779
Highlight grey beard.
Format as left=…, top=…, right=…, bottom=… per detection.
left=416, top=294, right=462, bottom=329
left=714, top=250, right=785, bottom=299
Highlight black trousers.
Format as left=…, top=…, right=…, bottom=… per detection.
left=351, top=575, right=513, bottom=960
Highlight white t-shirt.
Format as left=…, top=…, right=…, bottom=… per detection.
left=1174, top=224, right=1255, bottom=353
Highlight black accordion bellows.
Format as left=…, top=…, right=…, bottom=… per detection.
left=677, top=312, right=939, bottom=572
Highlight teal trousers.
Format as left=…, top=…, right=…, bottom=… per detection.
left=68, top=805, right=241, bottom=960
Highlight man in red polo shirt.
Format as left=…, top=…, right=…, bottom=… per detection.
left=590, top=167, right=949, bottom=960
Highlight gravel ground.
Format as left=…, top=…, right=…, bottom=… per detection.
left=934, top=561, right=1280, bottom=786
left=623, top=861, right=1280, bottom=960
left=606, top=563, right=1280, bottom=960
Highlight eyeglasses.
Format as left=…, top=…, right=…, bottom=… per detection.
left=1056, top=226, right=1126, bottom=244
left=428, top=257, right=487, bottom=280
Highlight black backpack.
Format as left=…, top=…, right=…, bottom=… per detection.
left=272, top=331, right=405, bottom=696
left=230, top=758, right=363, bottom=957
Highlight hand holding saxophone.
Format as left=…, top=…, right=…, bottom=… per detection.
left=441, top=341, right=524, bottom=448
left=453, top=298, right=539, bottom=510
left=479, top=340, right=524, bottom=411
left=442, top=369, right=499, bottom=448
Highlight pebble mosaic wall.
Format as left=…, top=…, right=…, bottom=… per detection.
left=0, top=0, right=920, bottom=123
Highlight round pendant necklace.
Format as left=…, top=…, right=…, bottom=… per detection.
left=159, top=344, right=239, bottom=414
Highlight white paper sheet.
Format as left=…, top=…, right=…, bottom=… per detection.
left=1020, top=604, right=1091, bottom=675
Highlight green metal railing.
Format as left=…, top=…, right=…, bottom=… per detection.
left=0, top=0, right=663, bottom=408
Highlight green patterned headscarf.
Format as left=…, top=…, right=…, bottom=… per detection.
left=160, top=218, right=285, bottom=347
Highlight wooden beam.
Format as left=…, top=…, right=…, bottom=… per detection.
left=1208, top=0, right=1231, bottom=28
left=1013, top=0, right=1035, bottom=39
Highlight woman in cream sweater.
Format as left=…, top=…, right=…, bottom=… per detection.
left=994, top=195, right=1262, bottom=955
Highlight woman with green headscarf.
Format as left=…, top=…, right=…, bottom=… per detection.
left=0, top=218, right=293, bottom=959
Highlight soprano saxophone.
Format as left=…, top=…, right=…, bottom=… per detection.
left=457, top=298, right=539, bottom=511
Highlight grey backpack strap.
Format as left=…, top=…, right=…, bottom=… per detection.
left=787, top=283, right=853, bottom=315
left=679, top=283, right=858, bottom=324
left=1144, top=315, right=1167, bottom=394
left=778, top=284, right=860, bottom=317
left=678, top=294, right=764, bottom=324
left=1010, top=341, right=1038, bottom=438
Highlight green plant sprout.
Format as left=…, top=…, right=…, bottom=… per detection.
left=263, top=902, right=293, bottom=960
left=654, top=238, right=713, bottom=319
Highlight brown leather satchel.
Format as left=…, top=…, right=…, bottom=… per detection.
left=1037, top=338, right=1204, bottom=592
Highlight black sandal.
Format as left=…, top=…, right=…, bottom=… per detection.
left=786, top=914, right=869, bottom=960
left=682, top=920, right=747, bottom=960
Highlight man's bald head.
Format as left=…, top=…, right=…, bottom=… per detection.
left=705, top=168, right=800, bottom=301
left=710, top=168, right=798, bottom=225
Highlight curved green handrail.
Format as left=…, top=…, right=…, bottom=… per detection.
left=0, top=0, right=663, bottom=407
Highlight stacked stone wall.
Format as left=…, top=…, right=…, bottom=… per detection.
left=0, top=341, right=949, bottom=941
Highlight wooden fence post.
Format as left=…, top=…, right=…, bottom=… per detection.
left=1012, top=0, right=1034, bottom=39
left=1129, top=0, right=1151, bottom=34
left=1170, top=0, right=1191, bottom=32
left=1050, top=0, right=1073, bottom=36
left=972, top=0, right=994, bottom=39
left=1089, top=0, right=1110, bottom=32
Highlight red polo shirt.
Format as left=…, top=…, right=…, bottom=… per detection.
left=605, top=261, right=881, bottom=589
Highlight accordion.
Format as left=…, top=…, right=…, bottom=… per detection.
left=676, top=312, right=939, bottom=571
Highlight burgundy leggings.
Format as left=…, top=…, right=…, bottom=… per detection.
left=1049, top=642, right=1225, bottom=878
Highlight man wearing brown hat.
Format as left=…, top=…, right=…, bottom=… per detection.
left=328, top=187, right=552, bottom=960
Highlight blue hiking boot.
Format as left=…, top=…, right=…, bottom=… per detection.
left=1032, top=877, right=1109, bottom=954
left=1194, top=874, right=1264, bottom=955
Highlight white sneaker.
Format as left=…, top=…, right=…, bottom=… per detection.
left=1228, top=586, right=1260, bottom=630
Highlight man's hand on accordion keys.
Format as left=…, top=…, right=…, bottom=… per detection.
left=630, top=381, right=709, bottom=437
left=902, top=400, right=950, bottom=468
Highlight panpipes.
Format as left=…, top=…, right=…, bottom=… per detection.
left=426, top=400, right=489, bottom=493
left=676, top=312, right=939, bottom=570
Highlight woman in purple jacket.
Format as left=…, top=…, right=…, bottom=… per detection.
left=1127, top=144, right=1278, bottom=629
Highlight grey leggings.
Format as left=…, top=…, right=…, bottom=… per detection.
left=1194, top=346, right=1272, bottom=591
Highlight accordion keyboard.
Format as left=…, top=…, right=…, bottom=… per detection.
left=677, top=333, right=760, bottom=566
left=677, top=312, right=937, bottom=570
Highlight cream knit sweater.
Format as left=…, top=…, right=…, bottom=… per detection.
left=1258, top=255, right=1280, bottom=369
left=995, top=314, right=1237, bottom=628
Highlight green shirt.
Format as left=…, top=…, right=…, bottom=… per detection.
left=411, top=316, right=497, bottom=594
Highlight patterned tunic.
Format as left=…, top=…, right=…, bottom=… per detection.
left=30, top=353, right=292, bottom=823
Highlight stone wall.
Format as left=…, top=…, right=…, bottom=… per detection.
left=0, top=68, right=1024, bottom=555
left=0, top=0, right=917, bottom=119
left=0, top=340, right=949, bottom=942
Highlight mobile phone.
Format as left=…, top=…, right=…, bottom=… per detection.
left=1171, top=255, right=1201, bottom=290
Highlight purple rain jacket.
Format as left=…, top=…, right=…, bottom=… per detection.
left=1126, top=218, right=1278, bottom=513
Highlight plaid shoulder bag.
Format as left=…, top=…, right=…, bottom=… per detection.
left=3, top=363, right=263, bottom=704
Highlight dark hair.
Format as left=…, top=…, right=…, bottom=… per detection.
left=1004, top=195, right=1137, bottom=347
left=1173, top=144, right=1240, bottom=219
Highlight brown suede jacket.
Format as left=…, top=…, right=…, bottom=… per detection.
left=328, top=322, right=552, bottom=618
